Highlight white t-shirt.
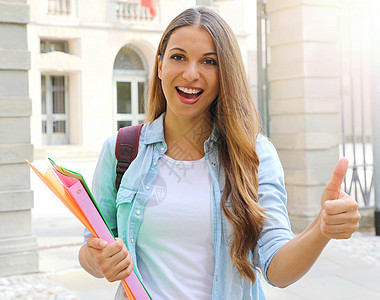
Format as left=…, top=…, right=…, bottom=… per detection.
left=136, top=154, right=214, bottom=300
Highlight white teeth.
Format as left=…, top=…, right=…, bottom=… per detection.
left=177, top=87, right=202, bottom=94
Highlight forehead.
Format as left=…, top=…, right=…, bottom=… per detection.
left=166, top=25, right=216, bottom=53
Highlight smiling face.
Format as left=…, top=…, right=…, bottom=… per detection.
left=158, top=25, right=219, bottom=126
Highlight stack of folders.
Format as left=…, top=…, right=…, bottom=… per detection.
left=27, top=158, right=152, bottom=300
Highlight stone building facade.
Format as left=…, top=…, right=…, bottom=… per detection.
left=0, top=0, right=38, bottom=276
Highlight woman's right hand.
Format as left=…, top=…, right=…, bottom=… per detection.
left=86, top=237, right=134, bottom=282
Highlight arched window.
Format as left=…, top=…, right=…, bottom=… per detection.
left=113, top=45, right=148, bottom=129
left=114, top=46, right=145, bottom=71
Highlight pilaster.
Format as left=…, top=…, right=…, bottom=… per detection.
left=0, top=0, right=38, bottom=275
left=267, top=0, right=341, bottom=232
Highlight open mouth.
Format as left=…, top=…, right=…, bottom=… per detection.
left=176, top=87, right=203, bottom=99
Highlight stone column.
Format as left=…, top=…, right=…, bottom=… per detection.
left=266, top=0, right=341, bottom=232
left=0, top=0, right=38, bottom=275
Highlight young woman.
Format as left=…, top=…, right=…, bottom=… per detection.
left=79, top=7, right=360, bottom=299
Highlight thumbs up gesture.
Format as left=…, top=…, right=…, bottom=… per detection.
left=319, top=158, right=361, bottom=239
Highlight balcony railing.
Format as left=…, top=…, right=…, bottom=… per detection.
left=47, top=0, right=71, bottom=15
left=115, top=0, right=157, bottom=22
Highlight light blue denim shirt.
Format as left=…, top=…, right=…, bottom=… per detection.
left=86, top=113, right=294, bottom=299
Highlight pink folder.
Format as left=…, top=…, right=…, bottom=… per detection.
left=51, top=172, right=113, bottom=243
left=51, top=166, right=151, bottom=300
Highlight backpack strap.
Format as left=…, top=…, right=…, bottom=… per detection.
left=115, top=123, right=144, bottom=192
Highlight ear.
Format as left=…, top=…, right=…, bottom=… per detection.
left=157, top=55, right=162, bottom=80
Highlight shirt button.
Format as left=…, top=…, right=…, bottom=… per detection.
left=136, top=210, right=141, bottom=215
left=160, top=147, right=165, bottom=151
left=207, top=144, right=211, bottom=151
left=215, top=275, right=218, bottom=281
left=145, top=186, right=150, bottom=190
left=131, top=238, right=134, bottom=243
left=153, top=161, right=157, bottom=166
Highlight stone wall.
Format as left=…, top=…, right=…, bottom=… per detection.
left=0, top=0, right=38, bottom=276
left=267, top=0, right=341, bottom=232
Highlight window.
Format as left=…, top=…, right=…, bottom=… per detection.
left=115, top=0, right=157, bottom=21
left=41, top=74, right=69, bottom=145
left=117, top=82, right=132, bottom=114
left=114, top=46, right=145, bottom=71
left=47, top=0, right=71, bottom=15
left=113, top=45, right=148, bottom=130
left=115, top=77, right=147, bottom=130
left=117, top=121, right=132, bottom=129
left=138, top=82, right=145, bottom=114
left=40, top=39, right=69, bottom=54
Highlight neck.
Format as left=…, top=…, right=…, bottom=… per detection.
left=164, top=114, right=212, bottom=161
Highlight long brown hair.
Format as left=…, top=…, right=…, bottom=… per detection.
left=146, top=7, right=266, bottom=283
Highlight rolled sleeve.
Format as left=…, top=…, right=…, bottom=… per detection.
left=255, top=135, right=294, bottom=285
left=83, top=134, right=119, bottom=244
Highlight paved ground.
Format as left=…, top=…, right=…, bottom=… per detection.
left=1, top=158, right=380, bottom=299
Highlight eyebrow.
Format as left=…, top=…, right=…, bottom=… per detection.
left=168, top=47, right=217, bottom=56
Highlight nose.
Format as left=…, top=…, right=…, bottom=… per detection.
left=182, top=62, right=200, bottom=82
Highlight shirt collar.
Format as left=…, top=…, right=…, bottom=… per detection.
left=209, top=123, right=219, bottom=144
left=141, top=113, right=166, bottom=145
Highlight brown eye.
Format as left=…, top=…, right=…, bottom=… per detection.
left=203, top=59, right=218, bottom=66
left=170, top=54, right=184, bottom=61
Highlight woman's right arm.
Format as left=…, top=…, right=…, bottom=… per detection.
left=79, top=238, right=105, bottom=278
left=79, top=237, right=134, bottom=281
left=78, top=135, right=133, bottom=281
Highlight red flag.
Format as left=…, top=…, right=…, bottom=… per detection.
left=141, top=0, right=157, bottom=18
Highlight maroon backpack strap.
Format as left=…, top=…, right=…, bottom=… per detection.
left=115, top=123, right=143, bottom=192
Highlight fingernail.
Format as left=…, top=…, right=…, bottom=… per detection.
left=100, top=241, right=107, bottom=247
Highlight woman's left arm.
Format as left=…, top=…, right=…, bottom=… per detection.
left=267, top=158, right=361, bottom=288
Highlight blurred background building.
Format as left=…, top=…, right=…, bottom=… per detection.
left=0, top=0, right=378, bottom=276
left=28, top=0, right=257, bottom=150
left=263, top=0, right=377, bottom=231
